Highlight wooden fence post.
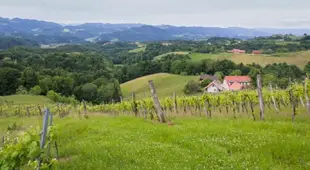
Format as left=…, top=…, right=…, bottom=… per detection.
left=148, top=80, right=166, bottom=123
left=257, top=74, right=264, bottom=120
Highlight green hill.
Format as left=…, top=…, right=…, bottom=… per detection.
left=189, top=51, right=310, bottom=68
left=121, top=73, right=199, bottom=100
left=153, top=51, right=189, bottom=60
left=0, top=95, right=51, bottom=105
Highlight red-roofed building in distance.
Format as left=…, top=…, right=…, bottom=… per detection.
left=252, top=50, right=262, bottom=55
left=231, top=49, right=246, bottom=54
left=222, top=76, right=251, bottom=91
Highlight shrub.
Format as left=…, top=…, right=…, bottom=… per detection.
left=183, top=80, right=201, bottom=94
left=29, top=85, right=42, bottom=95
left=16, top=85, right=28, bottom=94
left=200, top=79, right=212, bottom=88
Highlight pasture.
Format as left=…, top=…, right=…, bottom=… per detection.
left=189, top=51, right=310, bottom=68
left=121, top=73, right=198, bottom=100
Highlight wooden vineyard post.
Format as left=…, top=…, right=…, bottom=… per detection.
left=37, top=108, right=50, bottom=170
left=26, top=106, right=30, bottom=117
left=131, top=92, right=138, bottom=117
left=173, top=92, right=178, bottom=114
left=305, top=77, right=310, bottom=114
left=269, top=82, right=279, bottom=113
left=82, top=100, right=88, bottom=118
left=257, top=74, right=264, bottom=120
left=148, top=80, right=166, bottom=123
left=289, top=86, right=297, bottom=122
left=37, top=105, right=42, bottom=116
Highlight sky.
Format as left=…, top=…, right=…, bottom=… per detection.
left=0, top=0, right=309, bottom=28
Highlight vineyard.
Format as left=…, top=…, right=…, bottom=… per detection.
left=1, top=77, right=310, bottom=169
left=1, top=79, right=310, bottom=121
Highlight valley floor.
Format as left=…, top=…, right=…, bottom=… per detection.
left=1, top=115, right=310, bottom=169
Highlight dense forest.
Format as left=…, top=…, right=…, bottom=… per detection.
left=1, top=35, right=310, bottom=103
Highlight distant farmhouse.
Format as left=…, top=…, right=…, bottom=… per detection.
left=252, top=50, right=262, bottom=55
left=161, top=42, right=172, bottom=46
left=204, top=76, right=251, bottom=93
left=228, top=49, right=246, bottom=54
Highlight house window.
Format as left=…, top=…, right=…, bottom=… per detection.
left=214, top=89, right=217, bottom=92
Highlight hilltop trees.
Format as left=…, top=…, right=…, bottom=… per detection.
left=0, top=67, right=21, bottom=95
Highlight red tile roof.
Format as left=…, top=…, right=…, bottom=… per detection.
left=224, top=76, right=251, bottom=91
left=224, top=76, right=251, bottom=83
left=232, top=49, right=246, bottom=53
left=229, top=82, right=244, bottom=91
left=252, top=50, right=262, bottom=54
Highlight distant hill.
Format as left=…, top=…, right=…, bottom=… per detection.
left=255, top=28, right=310, bottom=36
left=98, top=25, right=271, bottom=41
left=1, top=17, right=310, bottom=44
left=121, top=73, right=199, bottom=99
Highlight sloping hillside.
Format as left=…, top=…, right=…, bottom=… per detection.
left=0, top=95, right=51, bottom=105
left=121, top=73, right=199, bottom=99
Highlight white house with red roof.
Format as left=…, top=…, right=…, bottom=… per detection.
left=231, top=49, right=246, bottom=54
left=222, top=76, right=251, bottom=91
left=204, top=80, right=226, bottom=93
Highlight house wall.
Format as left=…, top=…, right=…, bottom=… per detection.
left=206, top=85, right=220, bottom=93
left=222, top=80, right=229, bottom=90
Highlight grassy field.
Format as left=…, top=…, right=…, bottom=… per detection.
left=153, top=51, right=189, bottom=60
left=189, top=51, right=310, bottom=67
left=129, top=42, right=147, bottom=53
left=0, top=95, right=51, bottom=105
left=1, top=115, right=310, bottom=169
left=129, top=47, right=146, bottom=53
left=121, top=73, right=198, bottom=99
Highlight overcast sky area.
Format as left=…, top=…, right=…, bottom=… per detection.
left=0, top=0, right=309, bottom=28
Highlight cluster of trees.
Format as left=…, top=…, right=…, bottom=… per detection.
left=0, top=47, right=121, bottom=104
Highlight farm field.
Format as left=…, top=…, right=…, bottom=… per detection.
left=1, top=115, right=310, bottom=169
left=121, top=73, right=198, bottom=99
left=189, top=51, right=310, bottom=67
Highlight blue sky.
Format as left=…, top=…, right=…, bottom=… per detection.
left=0, top=0, right=309, bottom=28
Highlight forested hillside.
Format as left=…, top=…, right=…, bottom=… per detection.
left=0, top=47, right=121, bottom=104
